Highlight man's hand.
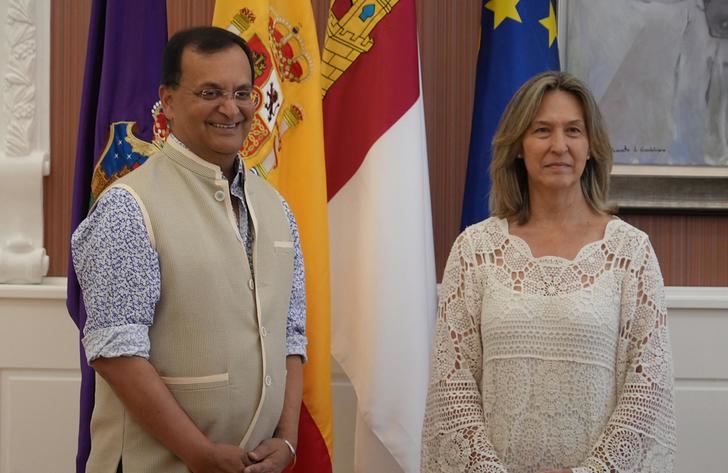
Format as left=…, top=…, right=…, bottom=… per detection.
left=243, top=356, right=303, bottom=473
left=243, top=438, right=294, bottom=473
left=186, top=442, right=252, bottom=473
left=92, top=357, right=252, bottom=472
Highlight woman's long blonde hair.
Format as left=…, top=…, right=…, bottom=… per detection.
left=489, top=71, right=615, bottom=224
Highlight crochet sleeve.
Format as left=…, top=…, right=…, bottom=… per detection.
left=421, top=231, right=508, bottom=473
left=574, top=236, right=676, bottom=473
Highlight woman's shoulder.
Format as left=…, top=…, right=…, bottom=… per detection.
left=462, top=216, right=507, bottom=236
left=460, top=216, right=507, bottom=240
left=453, top=216, right=508, bottom=254
left=604, top=217, right=653, bottom=257
left=605, top=217, right=648, bottom=239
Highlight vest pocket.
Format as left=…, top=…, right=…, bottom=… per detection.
left=273, top=240, right=294, bottom=249
left=162, top=373, right=236, bottom=443
left=270, top=242, right=295, bottom=285
left=161, top=372, right=229, bottom=391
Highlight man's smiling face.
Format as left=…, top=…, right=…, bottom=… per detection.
left=160, top=45, right=254, bottom=165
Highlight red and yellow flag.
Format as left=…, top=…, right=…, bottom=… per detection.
left=213, top=2, right=332, bottom=471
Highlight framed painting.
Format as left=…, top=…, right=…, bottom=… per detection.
left=558, top=0, right=728, bottom=210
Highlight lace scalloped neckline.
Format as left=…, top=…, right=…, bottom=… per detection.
left=498, top=217, right=621, bottom=264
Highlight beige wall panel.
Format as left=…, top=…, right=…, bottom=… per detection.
left=674, top=385, right=728, bottom=472
left=671, top=308, right=728, bottom=380
left=669, top=290, right=728, bottom=473
left=0, top=281, right=80, bottom=473
left=0, top=371, right=80, bottom=472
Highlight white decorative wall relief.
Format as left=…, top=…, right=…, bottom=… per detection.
left=6, top=0, right=37, bottom=158
left=0, top=0, right=50, bottom=284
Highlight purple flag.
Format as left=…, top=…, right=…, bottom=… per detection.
left=66, top=1, right=167, bottom=471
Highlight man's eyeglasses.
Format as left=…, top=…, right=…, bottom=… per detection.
left=176, top=84, right=256, bottom=105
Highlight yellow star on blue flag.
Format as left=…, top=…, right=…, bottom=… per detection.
left=461, top=0, right=560, bottom=228
left=485, top=0, right=522, bottom=29
left=539, top=2, right=558, bottom=47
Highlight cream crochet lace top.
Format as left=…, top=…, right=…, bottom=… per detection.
left=422, top=217, right=676, bottom=473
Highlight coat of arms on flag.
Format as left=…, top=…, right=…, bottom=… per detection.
left=223, top=7, right=313, bottom=178
left=89, top=103, right=169, bottom=205
left=321, top=0, right=399, bottom=95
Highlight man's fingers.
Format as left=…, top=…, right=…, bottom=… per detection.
left=245, top=438, right=292, bottom=473
left=244, top=458, right=273, bottom=473
left=247, top=441, right=276, bottom=462
left=241, top=452, right=254, bottom=466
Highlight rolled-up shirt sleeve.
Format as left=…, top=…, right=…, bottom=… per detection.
left=71, top=187, right=160, bottom=363
left=280, top=198, right=307, bottom=361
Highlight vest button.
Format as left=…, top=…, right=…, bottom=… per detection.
left=214, top=190, right=225, bottom=202
left=260, top=326, right=268, bottom=337
left=265, top=375, right=272, bottom=386
left=248, top=279, right=255, bottom=290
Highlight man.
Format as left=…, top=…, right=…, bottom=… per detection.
left=72, top=27, right=305, bottom=473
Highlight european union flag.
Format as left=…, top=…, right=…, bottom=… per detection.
left=460, top=0, right=560, bottom=228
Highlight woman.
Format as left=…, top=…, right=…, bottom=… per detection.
left=421, top=72, right=676, bottom=473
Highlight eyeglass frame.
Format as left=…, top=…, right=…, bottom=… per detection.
left=171, top=82, right=257, bottom=106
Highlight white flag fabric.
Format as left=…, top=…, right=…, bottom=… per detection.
left=323, top=1, right=437, bottom=471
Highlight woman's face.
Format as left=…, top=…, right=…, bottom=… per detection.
left=520, top=90, right=590, bottom=195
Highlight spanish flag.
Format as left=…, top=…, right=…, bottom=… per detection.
left=213, top=2, right=332, bottom=472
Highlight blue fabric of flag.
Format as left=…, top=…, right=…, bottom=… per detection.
left=66, top=2, right=167, bottom=471
left=460, top=0, right=560, bottom=229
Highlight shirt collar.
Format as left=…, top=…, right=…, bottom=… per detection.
left=230, top=158, right=246, bottom=199
left=167, top=134, right=246, bottom=184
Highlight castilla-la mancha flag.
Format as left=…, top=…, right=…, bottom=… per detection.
left=213, top=2, right=332, bottom=472
left=323, top=0, right=437, bottom=472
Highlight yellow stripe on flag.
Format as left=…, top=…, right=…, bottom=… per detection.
left=213, top=0, right=333, bottom=463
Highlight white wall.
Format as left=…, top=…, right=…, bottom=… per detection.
left=0, top=283, right=725, bottom=472
left=0, top=279, right=79, bottom=473
left=668, top=288, right=728, bottom=473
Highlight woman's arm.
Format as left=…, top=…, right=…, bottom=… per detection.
left=573, top=237, right=676, bottom=473
left=421, top=231, right=508, bottom=473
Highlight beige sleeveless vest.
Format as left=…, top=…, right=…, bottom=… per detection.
left=86, top=140, right=294, bottom=473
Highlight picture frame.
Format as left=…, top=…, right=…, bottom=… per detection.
left=557, top=0, right=728, bottom=211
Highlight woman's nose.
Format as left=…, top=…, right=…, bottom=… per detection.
left=550, top=130, right=568, bottom=153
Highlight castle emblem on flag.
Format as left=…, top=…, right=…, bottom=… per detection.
left=321, top=0, right=399, bottom=95
left=227, top=7, right=312, bottom=177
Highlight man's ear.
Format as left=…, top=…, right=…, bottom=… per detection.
left=159, top=85, right=174, bottom=122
